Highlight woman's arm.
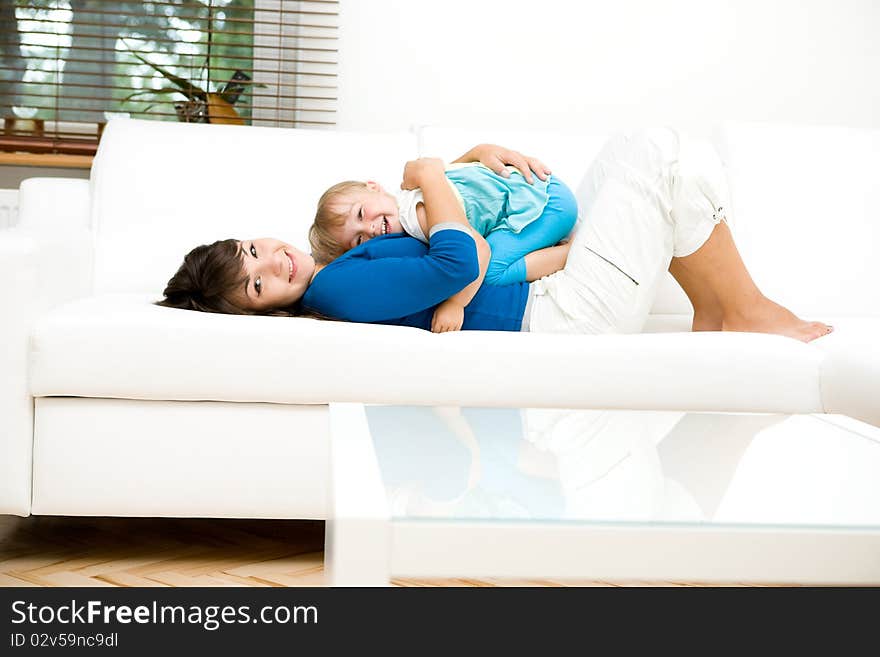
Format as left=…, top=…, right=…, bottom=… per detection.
left=452, top=143, right=552, bottom=185
left=405, top=159, right=491, bottom=332
left=414, top=183, right=490, bottom=332
left=429, top=143, right=550, bottom=331
left=431, top=228, right=490, bottom=332
left=303, top=230, right=480, bottom=323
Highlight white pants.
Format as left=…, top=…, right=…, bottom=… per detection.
left=529, top=128, right=731, bottom=335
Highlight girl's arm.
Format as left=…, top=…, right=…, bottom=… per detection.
left=402, top=158, right=466, bottom=232
left=524, top=241, right=573, bottom=282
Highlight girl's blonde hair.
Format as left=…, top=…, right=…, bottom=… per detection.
left=308, top=180, right=369, bottom=264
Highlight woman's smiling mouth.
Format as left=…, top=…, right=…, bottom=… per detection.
left=285, top=251, right=295, bottom=282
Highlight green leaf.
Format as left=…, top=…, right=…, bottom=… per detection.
left=122, top=87, right=185, bottom=103
left=121, top=39, right=207, bottom=101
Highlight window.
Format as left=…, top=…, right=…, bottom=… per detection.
left=0, top=0, right=338, bottom=156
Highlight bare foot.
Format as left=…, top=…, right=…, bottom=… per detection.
left=722, top=296, right=833, bottom=343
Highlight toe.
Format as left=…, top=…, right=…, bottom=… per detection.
left=804, top=322, right=833, bottom=342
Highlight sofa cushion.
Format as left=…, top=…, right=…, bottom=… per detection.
left=91, top=119, right=418, bottom=295
left=30, top=294, right=825, bottom=414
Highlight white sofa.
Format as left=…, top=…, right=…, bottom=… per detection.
left=1, top=118, right=877, bottom=523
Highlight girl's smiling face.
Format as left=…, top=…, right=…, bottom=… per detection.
left=331, top=181, right=403, bottom=251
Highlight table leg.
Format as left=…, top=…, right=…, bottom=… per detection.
left=325, top=403, right=391, bottom=586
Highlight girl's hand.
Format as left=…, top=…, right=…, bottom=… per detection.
left=458, top=144, right=552, bottom=184
left=431, top=299, right=465, bottom=333
left=401, top=157, right=445, bottom=190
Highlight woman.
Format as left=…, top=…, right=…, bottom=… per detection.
left=160, top=133, right=832, bottom=343
left=159, top=142, right=552, bottom=318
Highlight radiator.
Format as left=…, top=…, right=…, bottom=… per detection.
left=0, top=189, right=18, bottom=229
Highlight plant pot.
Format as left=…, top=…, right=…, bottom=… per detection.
left=206, top=94, right=244, bottom=126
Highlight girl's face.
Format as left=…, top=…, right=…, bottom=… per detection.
left=332, top=181, right=403, bottom=251
left=229, top=238, right=315, bottom=312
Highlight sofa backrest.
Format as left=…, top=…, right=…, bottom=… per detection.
left=90, top=118, right=878, bottom=316
left=714, top=121, right=880, bottom=317
left=90, top=119, right=417, bottom=294
left=418, top=125, right=611, bottom=195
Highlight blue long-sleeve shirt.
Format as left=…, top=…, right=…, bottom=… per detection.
left=301, top=226, right=529, bottom=331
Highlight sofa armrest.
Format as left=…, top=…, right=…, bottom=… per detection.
left=18, top=178, right=90, bottom=231
left=820, top=339, right=880, bottom=429
left=0, top=228, right=93, bottom=516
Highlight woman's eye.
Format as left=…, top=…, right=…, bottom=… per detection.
left=358, top=207, right=363, bottom=220
left=254, top=276, right=262, bottom=295
left=250, top=244, right=257, bottom=257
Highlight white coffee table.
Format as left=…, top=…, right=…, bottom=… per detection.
left=325, top=404, right=880, bottom=585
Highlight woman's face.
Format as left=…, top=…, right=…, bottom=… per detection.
left=229, top=238, right=315, bottom=312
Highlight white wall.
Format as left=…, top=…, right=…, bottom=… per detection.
left=5, top=0, right=877, bottom=187
left=337, top=0, right=880, bottom=136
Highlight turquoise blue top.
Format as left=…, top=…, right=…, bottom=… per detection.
left=446, top=164, right=550, bottom=235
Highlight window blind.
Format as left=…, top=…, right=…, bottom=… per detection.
left=0, top=0, right=338, bottom=156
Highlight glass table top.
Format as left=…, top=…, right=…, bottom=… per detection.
left=364, top=407, right=880, bottom=529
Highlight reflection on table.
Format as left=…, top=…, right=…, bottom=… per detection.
left=365, top=407, right=880, bottom=528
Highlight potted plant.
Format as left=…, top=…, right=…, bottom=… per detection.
left=123, top=43, right=263, bottom=125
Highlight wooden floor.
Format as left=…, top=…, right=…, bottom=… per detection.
left=0, top=516, right=780, bottom=587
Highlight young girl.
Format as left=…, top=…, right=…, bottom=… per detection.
left=308, top=160, right=578, bottom=332
left=309, top=165, right=577, bottom=277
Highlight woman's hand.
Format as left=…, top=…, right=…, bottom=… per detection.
left=431, top=298, right=465, bottom=333
left=454, top=144, right=551, bottom=184
left=401, top=157, right=445, bottom=190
